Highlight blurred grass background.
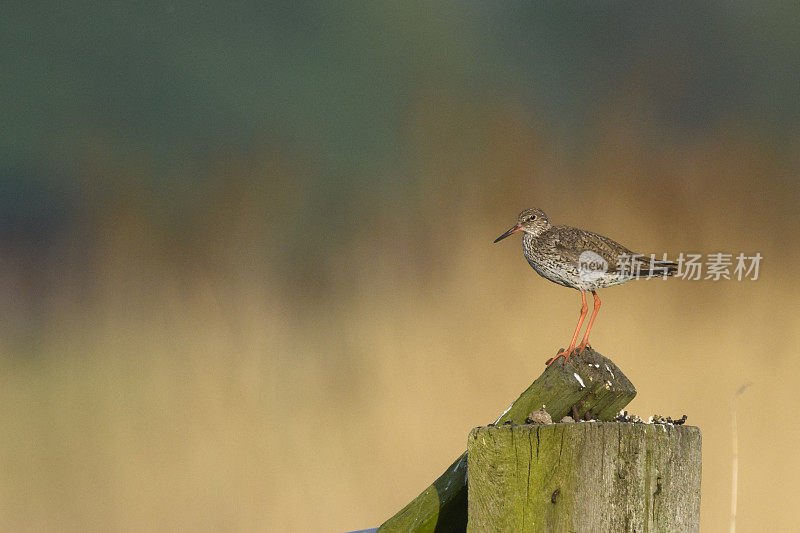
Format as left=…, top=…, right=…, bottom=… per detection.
left=2, top=2, right=799, bottom=531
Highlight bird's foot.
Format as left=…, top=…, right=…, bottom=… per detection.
left=577, top=342, right=592, bottom=354
left=546, top=346, right=577, bottom=367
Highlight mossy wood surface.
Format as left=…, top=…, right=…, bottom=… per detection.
left=468, top=423, right=702, bottom=532
left=378, top=348, right=637, bottom=532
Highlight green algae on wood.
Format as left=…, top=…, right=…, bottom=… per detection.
left=378, top=348, right=637, bottom=532
left=467, top=422, right=702, bottom=532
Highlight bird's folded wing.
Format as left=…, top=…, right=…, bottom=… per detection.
left=550, top=226, right=638, bottom=273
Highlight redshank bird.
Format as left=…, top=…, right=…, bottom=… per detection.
left=494, top=207, right=677, bottom=366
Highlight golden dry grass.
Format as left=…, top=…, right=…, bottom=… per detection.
left=1, top=113, right=797, bottom=532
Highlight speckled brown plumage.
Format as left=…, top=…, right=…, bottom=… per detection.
left=494, top=207, right=677, bottom=365
left=497, top=207, right=677, bottom=291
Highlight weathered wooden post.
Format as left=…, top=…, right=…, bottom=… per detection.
left=468, top=422, right=702, bottom=532
left=379, top=348, right=639, bottom=532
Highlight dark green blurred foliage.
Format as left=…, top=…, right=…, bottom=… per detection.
left=1, top=3, right=798, bottom=531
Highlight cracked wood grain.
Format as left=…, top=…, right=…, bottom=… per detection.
left=378, top=348, right=636, bottom=533
left=467, top=423, right=702, bottom=532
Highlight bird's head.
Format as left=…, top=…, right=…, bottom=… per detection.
left=493, top=207, right=551, bottom=243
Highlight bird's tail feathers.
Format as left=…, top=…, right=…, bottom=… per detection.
left=633, top=260, right=678, bottom=278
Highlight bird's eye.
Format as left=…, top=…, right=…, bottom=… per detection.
left=528, top=215, right=536, bottom=221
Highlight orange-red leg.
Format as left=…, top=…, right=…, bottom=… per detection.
left=546, top=290, right=588, bottom=366
left=578, top=291, right=601, bottom=353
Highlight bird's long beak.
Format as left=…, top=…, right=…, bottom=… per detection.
left=493, top=224, right=522, bottom=243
